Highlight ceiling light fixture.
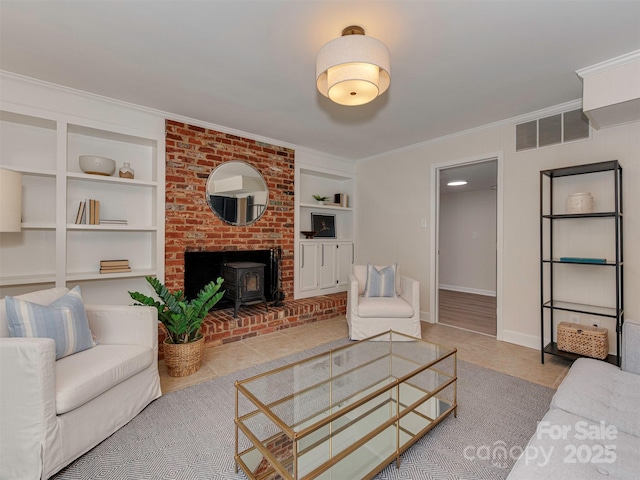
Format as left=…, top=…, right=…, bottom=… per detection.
left=316, top=25, right=391, bottom=106
left=447, top=180, right=468, bottom=186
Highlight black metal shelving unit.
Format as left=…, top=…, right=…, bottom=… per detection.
left=540, top=160, right=623, bottom=366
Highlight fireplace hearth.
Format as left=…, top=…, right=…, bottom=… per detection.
left=184, top=249, right=283, bottom=313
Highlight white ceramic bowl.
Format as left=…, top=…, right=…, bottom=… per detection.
left=79, top=155, right=116, bottom=176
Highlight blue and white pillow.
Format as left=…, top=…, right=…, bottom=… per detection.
left=363, top=263, right=398, bottom=298
left=5, top=286, right=96, bottom=360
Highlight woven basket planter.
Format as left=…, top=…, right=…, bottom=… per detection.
left=163, top=336, right=205, bottom=377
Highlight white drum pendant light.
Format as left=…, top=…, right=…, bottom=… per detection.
left=316, top=26, right=391, bottom=106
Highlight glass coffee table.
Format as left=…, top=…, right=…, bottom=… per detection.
left=235, top=330, right=457, bottom=480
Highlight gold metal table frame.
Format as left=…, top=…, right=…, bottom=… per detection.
left=235, top=330, right=457, bottom=480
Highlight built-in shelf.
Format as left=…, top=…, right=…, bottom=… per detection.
left=22, top=222, right=56, bottom=230
left=66, top=224, right=157, bottom=232
left=0, top=165, right=57, bottom=177
left=299, top=203, right=353, bottom=211
left=0, top=104, right=164, bottom=302
left=0, top=274, right=57, bottom=287
left=295, top=164, right=355, bottom=299
left=298, top=237, right=355, bottom=243
left=66, top=269, right=157, bottom=282
left=67, top=172, right=157, bottom=187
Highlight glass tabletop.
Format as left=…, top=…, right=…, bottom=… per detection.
left=236, top=331, right=455, bottom=432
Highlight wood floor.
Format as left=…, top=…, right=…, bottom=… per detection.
left=438, top=289, right=496, bottom=336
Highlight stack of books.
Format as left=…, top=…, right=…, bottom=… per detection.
left=100, top=259, right=131, bottom=274
left=74, top=199, right=101, bottom=225
left=334, top=193, right=348, bottom=208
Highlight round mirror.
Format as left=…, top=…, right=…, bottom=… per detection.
left=206, top=161, right=269, bottom=226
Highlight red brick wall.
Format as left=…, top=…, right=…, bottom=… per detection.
left=164, top=120, right=295, bottom=296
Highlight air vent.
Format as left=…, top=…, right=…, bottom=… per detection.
left=516, top=109, right=590, bottom=152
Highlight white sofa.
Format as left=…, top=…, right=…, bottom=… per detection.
left=347, top=264, right=421, bottom=340
left=0, top=287, right=162, bottom=479
left=508, top=319, right=640, bottom=479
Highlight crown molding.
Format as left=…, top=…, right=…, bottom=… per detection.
left=0, top=70, right=354, bottom=165
left=576, top=50, right=640, bottom=79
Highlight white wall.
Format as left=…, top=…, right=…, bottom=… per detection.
left=439, top=189, right=496, bottom=295
left=355, top=118, right=639, bottom=350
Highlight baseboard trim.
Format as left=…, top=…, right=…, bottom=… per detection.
left=501, top=329, right=543, bottom=351
left=439, top=284, right=496, bottom=297
left=420, top=311, right=432, bottom=323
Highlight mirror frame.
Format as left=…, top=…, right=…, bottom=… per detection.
left=206, top=161, right=269, bottom=226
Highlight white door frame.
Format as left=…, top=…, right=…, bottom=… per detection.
left=429, top=151, right=504, bottom=340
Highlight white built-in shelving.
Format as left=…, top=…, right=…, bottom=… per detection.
left=295, top=165, right=355, bottom=299
left=0, top=105, right=164, bottom=304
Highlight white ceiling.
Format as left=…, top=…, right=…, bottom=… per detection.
left=1, top=1, right=639, bottom=161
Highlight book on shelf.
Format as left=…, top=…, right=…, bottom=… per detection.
left=74, top=201, right=86, bottom=224
left=334, top=193, right=348, bottom=208
left=74, top=198, right=102, bottom=225
left=88, top=199, right=100, bottom=225
left=100, top=267, right=132, bottom=274
left=559, top=257, right=606, bottom=264
left=100, top=259, right=130, bottom=268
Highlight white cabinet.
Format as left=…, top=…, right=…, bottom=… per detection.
left=336, top=241, right=354, bottom=287
left=295, top=163, right=355, bottom=299
left=298, top=240, right=354, bottom=296
left=0, top=106, right=164, bottom=304
left=318, top=242, right=337, bottom=289
left=299, top=242, right=319, bottom=292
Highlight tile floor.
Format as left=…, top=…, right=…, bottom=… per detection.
left=159, top=316, right=573, bottom=394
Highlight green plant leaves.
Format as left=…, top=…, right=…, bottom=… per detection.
left=129, top=276, right=224, bottom=344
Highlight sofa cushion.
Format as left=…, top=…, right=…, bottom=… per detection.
left=0, top=287, right=69, bottom=338
left=5, top=286, right=96, bottom=360
left=622, top=319, right=640, bottom=375
left=507, top=408, right=640, bottom=479
left=55, top=343, right=153, bottom=414
left=363, top=263, right=398, bottom=298
left=357, top=296, right=414, bottom=318
left=551, top=358, right=640, bottom=437
left=353, top=264, right=402, bottom=296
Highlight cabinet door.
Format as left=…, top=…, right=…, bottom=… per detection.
left=336, top=242, right=354, bottom=287
left=319, top=242, right=337, bottom=289
left=299, top=243, right=319, bottom=292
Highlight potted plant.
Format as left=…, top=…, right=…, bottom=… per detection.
left=129, top=276, right=224, bottom=377
left=313, top=194, right=329, bottom=205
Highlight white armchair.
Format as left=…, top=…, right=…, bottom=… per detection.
left=0, top=287, right=161, bottom=479
left=347, top=265, right=421, bottom=340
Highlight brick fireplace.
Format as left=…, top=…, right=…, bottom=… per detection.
left=162, top=120, right=346, bottom=357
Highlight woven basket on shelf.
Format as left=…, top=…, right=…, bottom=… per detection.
left=163, top=336, right=205, bottom=377
left=557, top=322, right=608, bottom=360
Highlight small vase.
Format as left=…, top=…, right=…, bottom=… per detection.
left=566, top=192, right=593, bottom=214
left=119, top=162, right=135, bottom=179
left=317, top=200, right=325, bottom=205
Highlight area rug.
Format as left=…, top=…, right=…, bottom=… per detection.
left=53, top=338, right=555, bottom=479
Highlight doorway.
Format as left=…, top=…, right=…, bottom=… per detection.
left=429, top=153, right=503, bottom=339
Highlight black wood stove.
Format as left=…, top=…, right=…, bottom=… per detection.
left=222, top=261, right=269, bottom=318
